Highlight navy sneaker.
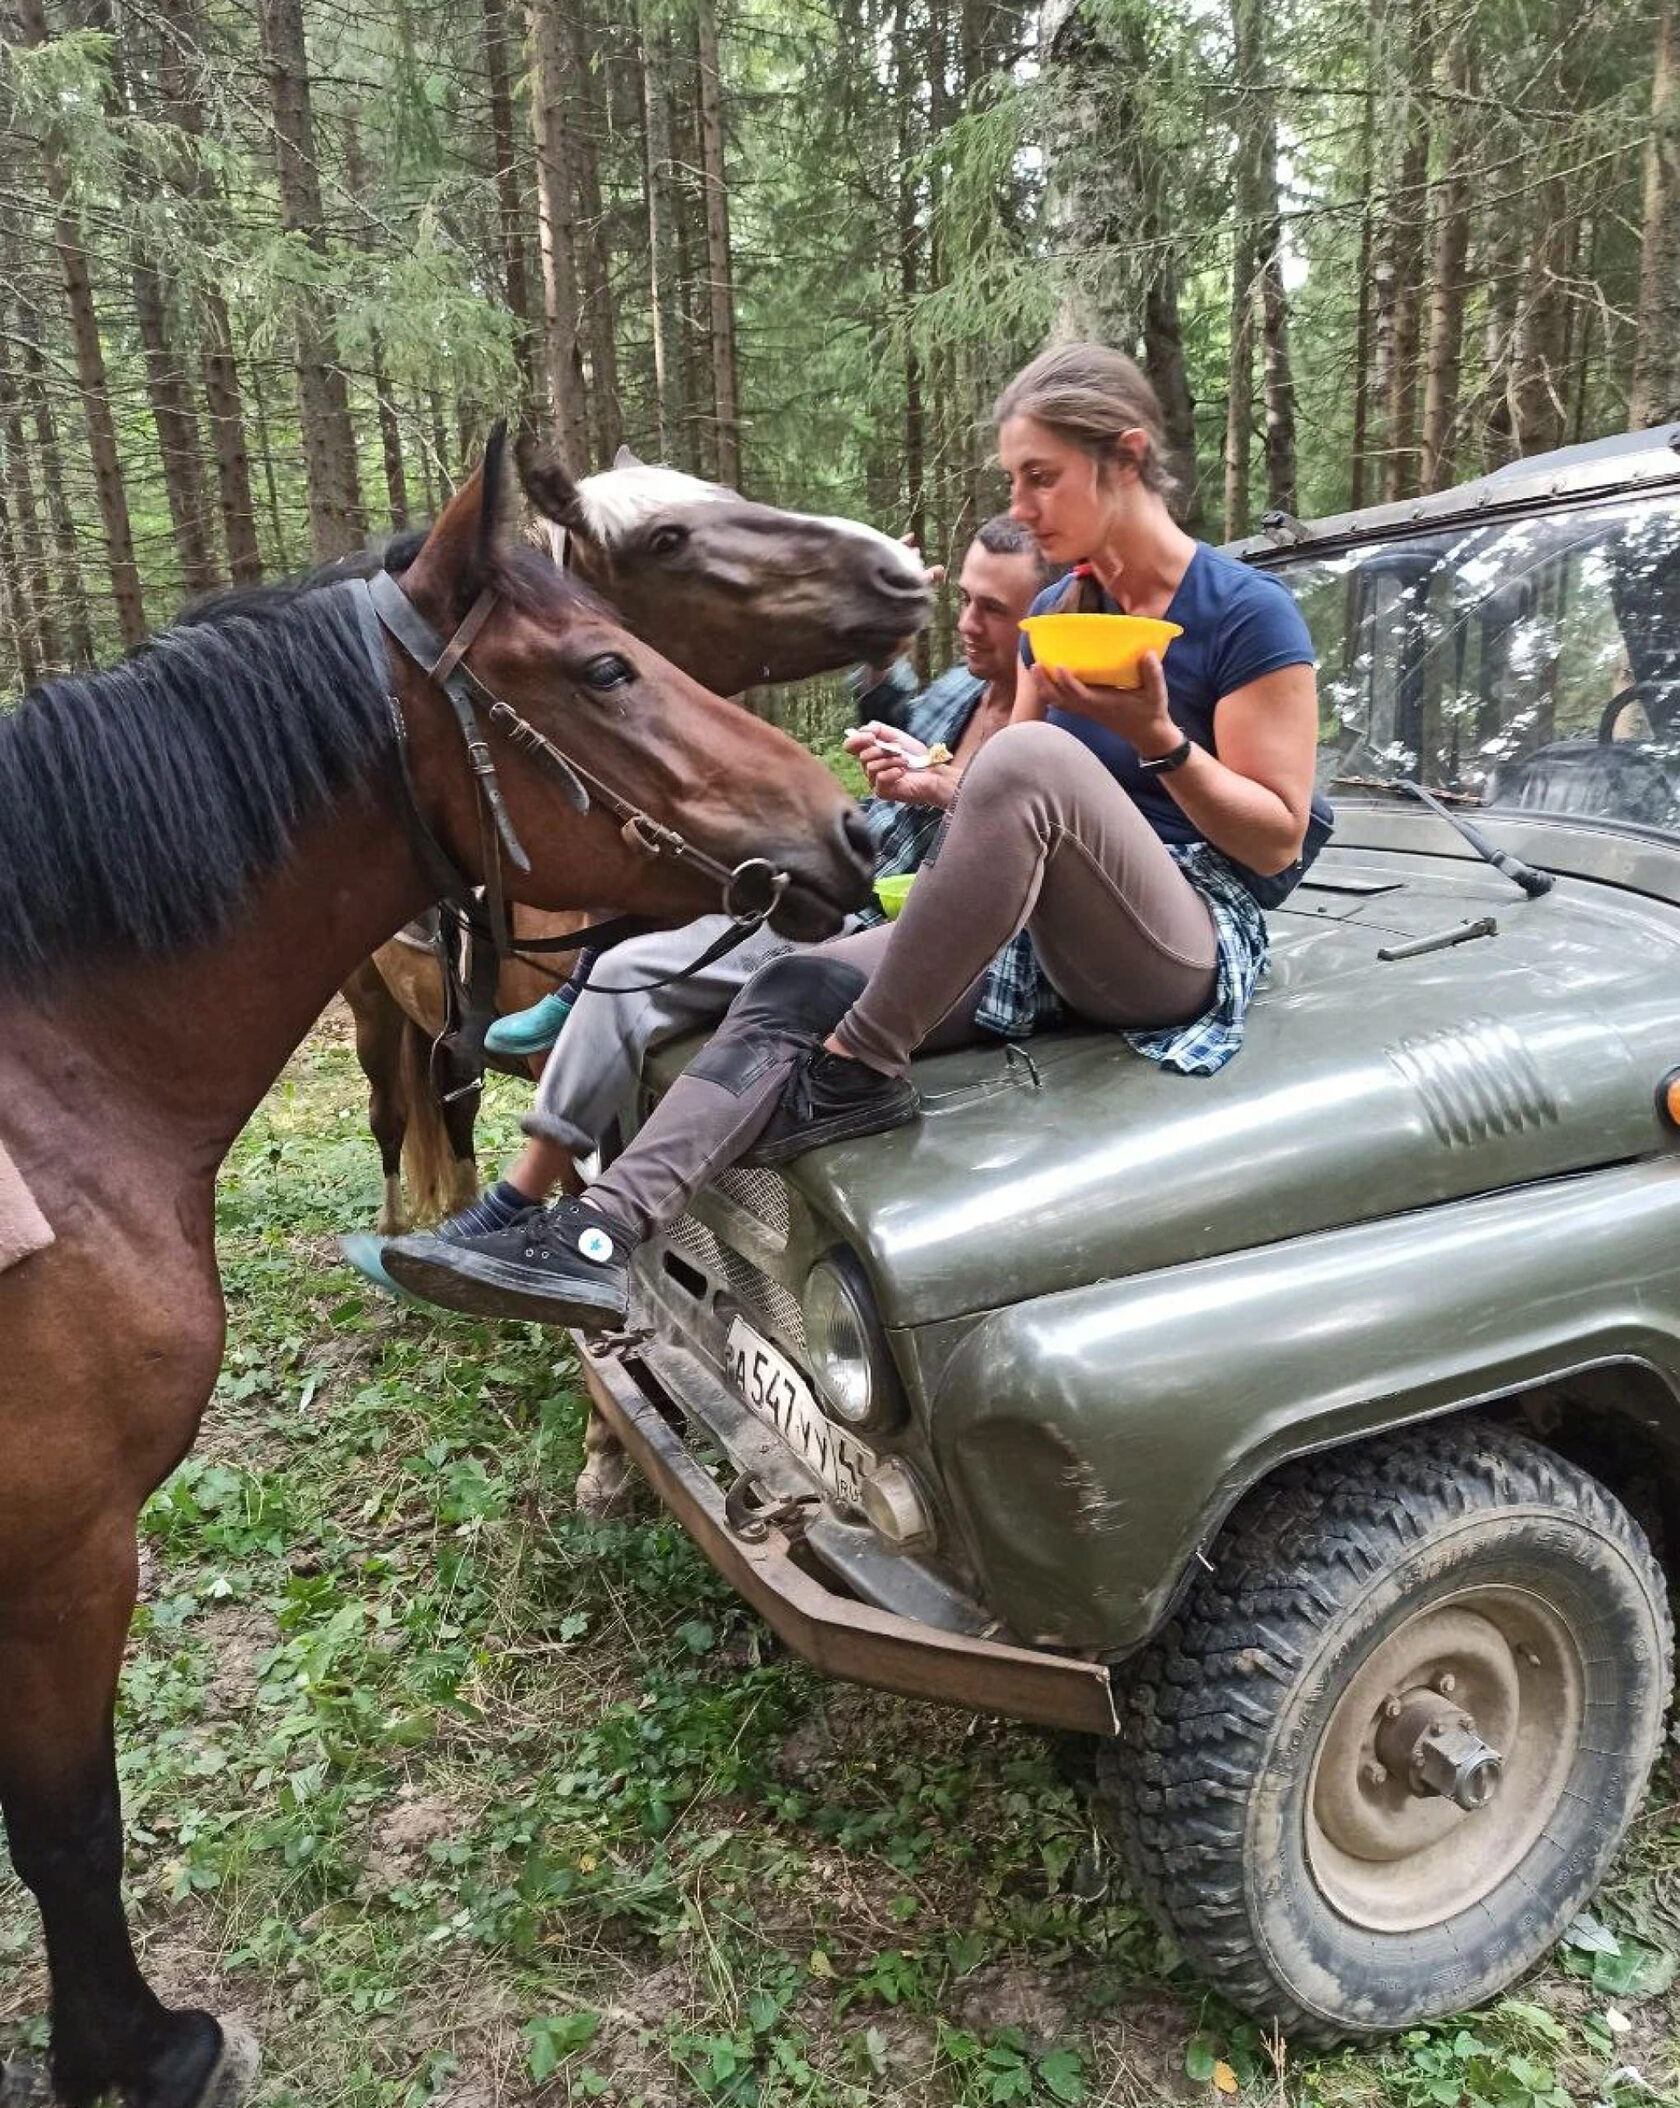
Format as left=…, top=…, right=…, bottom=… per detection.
left=382, top=1194, right=634, bottom=1327
left=742, top=1045, right=918, bottom=1165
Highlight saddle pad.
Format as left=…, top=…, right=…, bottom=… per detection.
left=0, top=1141, right=52, bottom=1273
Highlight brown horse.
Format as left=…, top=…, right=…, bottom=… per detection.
left=0, top=430, right=871, bottom=2108
left=348, top=451, right=932, bottom=1230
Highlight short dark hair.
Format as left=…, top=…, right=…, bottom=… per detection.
left=972, top=513, right=1060, bottom=588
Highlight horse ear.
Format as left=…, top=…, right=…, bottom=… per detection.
left=517, top=434, right=592, bottom=538
left=400, top=421, right=510, bottom=616
left=472, top=418, right=512, bottom=589
left=613, top=443, right=644, bottom=471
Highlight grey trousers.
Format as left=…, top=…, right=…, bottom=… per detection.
left=589, top=721, right=1221, bottom=1241
left=522, top=916, right=790, bottom=1156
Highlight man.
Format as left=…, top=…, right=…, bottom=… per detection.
left=369, top=516, right=1056, bottom=1290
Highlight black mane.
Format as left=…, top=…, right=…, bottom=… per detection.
left=0, top=576, right=395, bottom=993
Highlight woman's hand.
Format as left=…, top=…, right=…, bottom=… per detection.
left=1036, top=651, right=1182, bottom=759
left=844, top=723, right=957, bottom=810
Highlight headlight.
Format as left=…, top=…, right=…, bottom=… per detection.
left=801, top=1248, right=906, bottom=1434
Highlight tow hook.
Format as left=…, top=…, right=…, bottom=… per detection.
left=724, top=1470, right=820, bottom=1546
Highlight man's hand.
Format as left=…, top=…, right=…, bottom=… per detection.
left=844, top=722, right=957, bottom=810
left=1036, top=651, right=1181, bottom=757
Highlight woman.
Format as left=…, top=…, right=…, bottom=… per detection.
left=382, top=342, right=1326, bottom=1326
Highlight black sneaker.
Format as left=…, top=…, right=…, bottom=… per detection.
left=742, top=1046, right=918, bottom=1166
left=382, top=1195, right=634, bottom=1326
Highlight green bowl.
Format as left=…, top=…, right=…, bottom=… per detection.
left=874, top=874, right=916, bottom=919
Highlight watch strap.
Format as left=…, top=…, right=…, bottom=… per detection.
left=1138, top=735, right=1194, bottom=776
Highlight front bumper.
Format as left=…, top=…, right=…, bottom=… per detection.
left=573, top=1329, right=1120, bottom=1737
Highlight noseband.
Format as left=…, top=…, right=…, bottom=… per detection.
left=349, top=572, right=789, bottom=974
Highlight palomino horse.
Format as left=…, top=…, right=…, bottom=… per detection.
left=346, top=448, right=931, bottom=1233
left=0, top=428, right=871, bottom=2108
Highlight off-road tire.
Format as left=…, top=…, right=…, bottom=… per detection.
left=1098, top=1421, right=1672, bottom=2042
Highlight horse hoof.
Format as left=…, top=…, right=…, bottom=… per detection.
left=0, top=2055, right=51, bottom=2107
left=575, top=1458, right=638, bottom=1520
left=188, top=2020, right=260, bottom=2108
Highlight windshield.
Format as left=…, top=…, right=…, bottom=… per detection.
left=1266, top=490, right=1680, bottom=839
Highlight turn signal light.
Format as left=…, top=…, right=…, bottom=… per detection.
left=1658, top=1069, right=1680, bottom=1131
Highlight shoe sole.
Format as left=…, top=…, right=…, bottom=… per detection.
left=382, top=1245, right=627, bottom=1328
left=743, top=1089, right=918, bottom=1166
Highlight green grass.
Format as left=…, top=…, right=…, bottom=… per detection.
left=4, top=1013, right=1680, bottom=2105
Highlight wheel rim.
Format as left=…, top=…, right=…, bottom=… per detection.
left=1304, top=1585, right=1584, bottom=1933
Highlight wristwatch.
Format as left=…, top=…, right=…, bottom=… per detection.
left=1137, top=735, right=1194, bottom=776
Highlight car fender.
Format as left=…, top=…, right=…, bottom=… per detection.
left=924, top=1156, right=1680, bottom=1654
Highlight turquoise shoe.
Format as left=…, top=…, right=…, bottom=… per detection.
left=485, top=989, right=577, bottom=1059
left=338, top=1232, right=424, bottom=1304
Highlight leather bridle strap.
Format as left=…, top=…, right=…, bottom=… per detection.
left=352, top=569, right=792, bottom=966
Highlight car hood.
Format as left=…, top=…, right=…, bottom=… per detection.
left=789, top=848, right=1680, bottom=1326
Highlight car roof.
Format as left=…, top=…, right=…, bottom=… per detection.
left=1229, top=425, right=1680, bottom=563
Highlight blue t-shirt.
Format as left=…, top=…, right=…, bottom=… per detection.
left=1019, top=543, right=1317, bottom=851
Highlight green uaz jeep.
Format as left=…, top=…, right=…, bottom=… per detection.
left=576, top=427, right=1680, bottom=2040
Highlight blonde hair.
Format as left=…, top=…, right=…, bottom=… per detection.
left=994, top=342, right=1178, bottom=504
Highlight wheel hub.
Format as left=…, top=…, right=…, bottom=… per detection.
left=1306, top=1588, right=1581, bottom=1932
left=1373, top=1690, right=1504, bottom=1810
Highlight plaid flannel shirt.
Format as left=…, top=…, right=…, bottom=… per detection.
left=845, top=660, right=1270, bottom=1074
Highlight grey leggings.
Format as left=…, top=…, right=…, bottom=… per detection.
left=589, top=721, right=1219, bottom=1241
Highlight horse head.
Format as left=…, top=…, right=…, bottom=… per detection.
left=524, top=445, right=934, bottom=695
left=392, top=426, right=875, bottom=944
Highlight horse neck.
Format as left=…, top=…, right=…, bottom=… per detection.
left=27, top=790, right=432, bottom=1176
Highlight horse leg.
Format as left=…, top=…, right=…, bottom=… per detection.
left=0, top=1539, right=253, bottom=2108
left=434, top=1043, right=483, bottom=1213
left=341, top=961, right=410, bottom=1234
left=576, top=1407, right=636, bottom=1519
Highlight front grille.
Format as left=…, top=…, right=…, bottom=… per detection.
left=709, top=1164, right=792, bottom=1247
left=665, top=1212, right=806, bottom=1354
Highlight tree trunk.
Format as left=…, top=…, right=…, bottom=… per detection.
left=1419, top=30, right=1472, bottom=492
left=0, top=316, right=57, bottom=670
left=639, top=7, right=683, bottom=459
left=370, top=339, right=409, bottom=530
left=894, top=0, right=925, bottom=564
left=92, top=0, right=219, bottom=598
left=248, top=356, right=292, bottom=571
left=671, top=74, right=711, bottom=475
left=694, top=0, right=742, bottom=489
left=1143, top=267, right=1204, bottom=532
left=571, top=0, right=623, bottom=463
left=259, top=0, right=365, bottom=557
left=1632, top=0, right=1680, bottom=427
left=14, top=275, right=94, bottom=661
left=481, top=0, right=542, bottom=433
left=528, top=0, right=591, bottom=472
left=1382, top=0, right=1432, bottom=501
left=130, top=255, right=219, bottom=596
left=1244, top=0, right=1295, bottom=517
left=1349, top=96, right=1376, bottom=510
left=0, top=484, right=39, bottom=689
left=1223, top=234, right=1255, bottom=539
left=155, top=0, right=262, bottom=582
left=13, top=0, right=147, bottom=648
left=1513, top=193, right=1571, bottom=457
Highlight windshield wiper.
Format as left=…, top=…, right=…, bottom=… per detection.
left=1328, top=775, right=1555, bottom=896
left=1396, top=779, right=1555, bottom=897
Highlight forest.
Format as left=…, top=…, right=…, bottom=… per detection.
left=0, top=0, right=1675, bottom=696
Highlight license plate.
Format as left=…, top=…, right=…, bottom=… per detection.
left=724, top=1318, right=873, bottom=1507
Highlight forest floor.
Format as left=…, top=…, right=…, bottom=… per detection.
left=4, top=1010, right=1680, bottom=2108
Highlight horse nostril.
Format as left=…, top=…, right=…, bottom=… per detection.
left=842, top=808, right=875, bottom=864
left=875, top=561, right=927, bottom=598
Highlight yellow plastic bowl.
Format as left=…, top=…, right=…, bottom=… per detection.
left=1019, top=612, right=1183, bottom=689
left=873, top=874, right=916, bottom=919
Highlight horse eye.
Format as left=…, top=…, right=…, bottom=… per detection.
left=582, top=653, right=634, bottom=690
left=645, top=523, right=688, bottom=558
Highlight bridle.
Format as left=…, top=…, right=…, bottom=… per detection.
left=348, top=570, right=790, bottom=984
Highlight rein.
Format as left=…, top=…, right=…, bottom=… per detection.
left=348, top=572, right=790, bottom=981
